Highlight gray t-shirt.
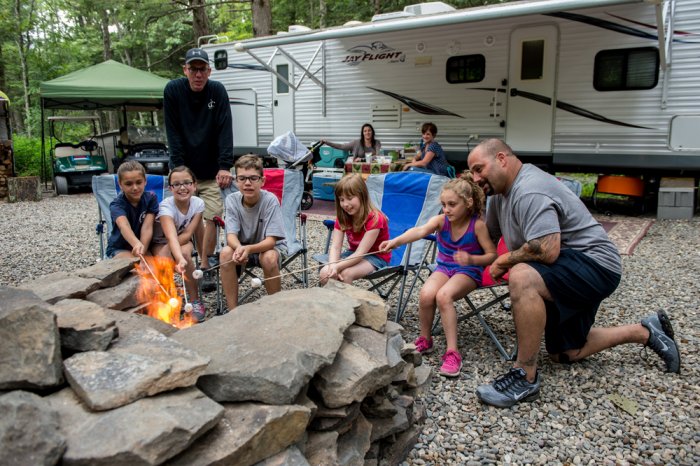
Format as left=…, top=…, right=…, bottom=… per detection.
left=486, top=164, right=621, bottom=274
left=152, top=195, right=205, bottom=245
left=224, top=189, right=286, bottom=248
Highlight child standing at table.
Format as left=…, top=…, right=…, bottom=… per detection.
left=379, top=175, right=496, bottom=377
left=106, top=161, right=159, bottom=259
left=319, top=174, right=391, bottom=285
left=151, top=166, right=206, bottom=322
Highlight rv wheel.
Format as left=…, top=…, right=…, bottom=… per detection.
left=55, top=176, right=68, bottom=195
left=301, top=191, right=313, bottom=210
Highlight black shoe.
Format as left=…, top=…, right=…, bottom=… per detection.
left=641, top=310, right=681, bottom=374
left=476, top=367, right=541, bottom=408
left=200, top=268, right=217, bottom=293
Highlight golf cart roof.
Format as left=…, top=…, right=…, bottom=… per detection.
left=48, top=116, right=100, bottom=122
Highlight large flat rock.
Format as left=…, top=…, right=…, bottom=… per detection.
left=47, top=387, right=223, bottom=466
left=50, top=299, right=118, bottom=352
left=313, top=325, right=406, bottom=408
left=64, top=328, right=209, bottom=411
left=167, top=402, right=311, bottom=466
left=173, top=288, right=357, bottom=404
left=323, top=280, right=388, bottom=332
left=0, top=390, right=66, bottom=466
left=75, top=257, right=138, bottom=288
left=0, top=287, right=63, bottom=390
left=17, top=272, right=102, bottom=304
left=86, top=275, right=143, bottom=310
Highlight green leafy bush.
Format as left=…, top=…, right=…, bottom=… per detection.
left=12, top=135, right=47, bottom=180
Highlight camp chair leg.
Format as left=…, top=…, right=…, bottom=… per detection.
left=432, top=289, right=515, bottom=361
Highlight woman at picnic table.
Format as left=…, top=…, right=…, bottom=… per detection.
left=403, top=122, right=451, bottom=177
left=321, top=123, right=382, bottom=161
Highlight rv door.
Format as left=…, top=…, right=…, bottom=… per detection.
left=272, top=55, right=294, bottom=135
left=506, top=25, right=558, bottom=152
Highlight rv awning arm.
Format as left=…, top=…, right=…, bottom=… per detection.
left=657, top=0, right=676, bottom=109
left=232, top=0, right=644, bottom=51
left=277, top=45, right=325, bottom=89
left=239, top=43, right=326, bottom=92
left=245, top=49, right=297, bottom=91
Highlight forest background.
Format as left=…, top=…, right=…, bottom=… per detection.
left=1, top=0, right=510, bottom=177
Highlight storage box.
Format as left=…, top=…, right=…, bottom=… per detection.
left=317, top=146, right=349, bottom=168
left=312, top=170, right=343, bottom=201
left=657, top=177, right=697, bottom=220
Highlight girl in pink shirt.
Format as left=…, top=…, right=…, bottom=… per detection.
left=319, top=174, right=391, bottom=285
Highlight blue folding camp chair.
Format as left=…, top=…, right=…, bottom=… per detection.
left=315, top=171, right=448, bottom=321
left=93, top=174, right=171, bottom=260
left=214, top=168, right=309, bottom=311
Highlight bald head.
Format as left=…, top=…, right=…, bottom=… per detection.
left=467, top=138, right=521, bottom=196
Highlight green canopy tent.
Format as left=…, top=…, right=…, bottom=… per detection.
left=39, top=60, right=171, bottom=185
left=40, top=59, right=170, bottom=111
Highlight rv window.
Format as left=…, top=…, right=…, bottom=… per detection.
left=446, top=54, right=485, bottom=84
left=521, top=40, right=544, bottom=80
left=594, top=47, right=658, bottom=91
left=276, top=64, right=290, bottom=94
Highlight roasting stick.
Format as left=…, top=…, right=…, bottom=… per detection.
left=138, top=254, right=179, bottom=308
left=181, top=276, right=193, bottom=312
left=247, top=250, right=382, bottom=288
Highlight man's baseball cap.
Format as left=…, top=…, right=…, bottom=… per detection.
left=185, top=48, right=209, bottom=65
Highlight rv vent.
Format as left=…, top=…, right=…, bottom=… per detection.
left=404, top=2, right=455, bottom=15
left=371, top=104, right=401, bottom=129
left=288, top=25, right=311, bottom=33
left=371, top=11, right=415, bottom=22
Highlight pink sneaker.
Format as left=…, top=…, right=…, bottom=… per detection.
left=439, top=350, right=462, bottom=377
left=414, top=336, right=434, bottom=354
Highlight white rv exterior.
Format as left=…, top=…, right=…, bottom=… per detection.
left=206, top=0, right=700, bottom=175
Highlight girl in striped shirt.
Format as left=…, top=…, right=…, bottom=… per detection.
left=379, top=175, right=496, bottom=377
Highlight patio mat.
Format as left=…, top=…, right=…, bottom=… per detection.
left=595, top=215, right=654, bottom=255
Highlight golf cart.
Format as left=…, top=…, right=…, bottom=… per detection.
left=49, top=115, right=107, bottom=194
left=116, top=124, right=169, bottom=175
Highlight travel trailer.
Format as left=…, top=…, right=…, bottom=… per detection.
left=206, top=0, right=700, bottom=177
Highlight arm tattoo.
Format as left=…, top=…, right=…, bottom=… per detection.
left=505, top=233, right=560, bottom=266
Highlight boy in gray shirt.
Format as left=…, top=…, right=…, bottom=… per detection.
left=219, top=155, right=286, bottom=311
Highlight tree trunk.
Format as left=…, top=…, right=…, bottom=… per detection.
left=373, top=0, right=381, bottom=15
left=13, top=0, right=33, bottom=137
left=319, top=0, right=326, bottom=28
left=189, top=0, right=211, bottom=44
left=0, top=43, right=6, bottom=93
left=99, top=8, right=112, bottom=61
left=251, top=0, right=272, bottom=37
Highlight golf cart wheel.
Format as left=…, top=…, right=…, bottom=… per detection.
left=55, top=176, right=69, bottom=195
left=301, top=191, right=314, bottom=211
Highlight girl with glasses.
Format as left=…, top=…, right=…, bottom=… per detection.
left=151, top=166, right=207, bottom=322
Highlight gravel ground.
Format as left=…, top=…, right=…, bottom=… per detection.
left=1, top=193, right=699, bottom=465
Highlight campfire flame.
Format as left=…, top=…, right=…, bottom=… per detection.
left=136, top=256, right=195, bottom=328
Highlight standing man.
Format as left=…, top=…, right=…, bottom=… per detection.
left=164, top=48, right=234, bottom=291
left=467, top=138, right=680, bottom=408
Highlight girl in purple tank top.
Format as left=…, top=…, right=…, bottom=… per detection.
left=378, top=175, right=497, bottom=377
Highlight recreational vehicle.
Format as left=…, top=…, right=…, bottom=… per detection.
left=206, top=0, right=700, bottom=178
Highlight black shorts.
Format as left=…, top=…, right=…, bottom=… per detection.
left=528, top=249, right=621, bottom=354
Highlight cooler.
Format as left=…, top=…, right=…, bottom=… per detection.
left=316, top=146, right=349, bottom=168
left=312, top=170, right=343, bottom=201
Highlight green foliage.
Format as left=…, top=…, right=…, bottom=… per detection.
left=12, top=135, right=44, bottom=178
